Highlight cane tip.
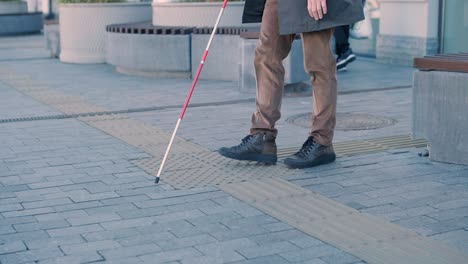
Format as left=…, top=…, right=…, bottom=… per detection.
left=155, top=177, right=160, bottom=184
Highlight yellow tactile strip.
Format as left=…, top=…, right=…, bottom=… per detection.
left=220, top=178, right=468, bottom=264
left=279, top=135, right=427, bottom=158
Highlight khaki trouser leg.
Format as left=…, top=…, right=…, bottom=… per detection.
left=251, top=0, right=337, bottom=146
left=250, top=0, right=294, bottom=137
left=302, top=29, right=337, bottom=146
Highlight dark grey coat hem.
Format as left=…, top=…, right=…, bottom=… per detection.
left=242, top=0, right=364, bottom=35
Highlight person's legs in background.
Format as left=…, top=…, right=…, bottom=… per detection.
left=334, top=24, right=356, bottom=70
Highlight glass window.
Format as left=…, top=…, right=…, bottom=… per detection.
left=442, top=0, right=468, bottom=53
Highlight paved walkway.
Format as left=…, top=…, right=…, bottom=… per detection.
left=0, top=34, right=467, bottom=264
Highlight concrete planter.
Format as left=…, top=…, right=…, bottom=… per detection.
left=191, top=33, right=241, bottom=82
left=105, top=23, right=192, bottom=78
left=413, top=71, right=468, bottom=165
left=152, top=1, right=244, bottom=27
left=240, top=37, right=309, bottom=93
left=59, top=2, right=152, bottom=64
left=0, top=1, right=27, bottom=14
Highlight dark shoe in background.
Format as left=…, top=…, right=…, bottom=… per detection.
left=218, top=133, right=277, bottom=165
left=336, top=48, right=356, bottom=70
left=284, top=136, right=336, bottom=169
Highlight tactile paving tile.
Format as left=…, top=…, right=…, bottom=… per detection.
left=221, top=178, right=468, bottom=264
left=278, top=135, right=427, bottom=158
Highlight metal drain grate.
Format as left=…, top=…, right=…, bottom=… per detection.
left=220, top=178, right=468, bottom=264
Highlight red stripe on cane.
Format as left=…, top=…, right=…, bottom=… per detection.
left=179, top=50, right=209, bottom=119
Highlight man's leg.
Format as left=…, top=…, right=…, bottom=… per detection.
left=250, top=0, right=295, bottom=137
left=218, top=0, right=294, bottom=164
left=284, top=29, right=337, bottom=169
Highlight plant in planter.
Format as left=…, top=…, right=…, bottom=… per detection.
left=152, top=0, right=245, bottom=27
left=58, top=0, right=152, bottom=64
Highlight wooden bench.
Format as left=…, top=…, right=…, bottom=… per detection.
left=412, top=53, right=468, bottom=165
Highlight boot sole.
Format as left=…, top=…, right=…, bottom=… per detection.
left=284, top=153, right=336, bottom=169
left=218, top=149, right=277, bottom=165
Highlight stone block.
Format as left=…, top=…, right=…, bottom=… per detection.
left=191, top=34, right=241, bottom=81
left=106, top=31, right=191, bottom=78
left=377, top=34, right=438, bottom=66
left=0, top=12, right=43, bottom=36
left=413, top=71, right=468, bottom=165
left=240, top=37, right=309, bottom=93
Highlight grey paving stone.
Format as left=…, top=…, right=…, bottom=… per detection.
left=0, top=241, right=27, bottom=255
left=279, top=245, right=342, bottom=263
left=393, top=215, right=439, bottom=229
left=169, top=222, right=231, bottom=238
left=0, top=230, right=50, bottom=244
left=152, top=209, right=206, bottom=223
left=418, top=217, right=468, bottom=236
left=236, top=241, right=300, bottom=259
left=430, top=229, right=468, bottom=252
left=222, top=215, right=278, bottom=229
left=188, top=211, right=243, bottom=226
left=25, top=235, right=85, bottom=250
left=68, top=189, right=120, bottom=203
left=210, top=224, right=271, bottom=242
left=118, top=200, right=217, bottom=220
left=100, top=217, right=155, bottom=231
left=382, top=206, right=440, bottom=221
left=34, top=210, right=88, bottom=222
left=180, top=255, right=224, bottom=264
left=37, top=252, right=104, bottom=264
left=230, top=255, right=291, bottom=264
left=82, top=227, right=141, bottom=242
left=101, top=195, right=150, bottom=206
left=135, top=191, right=228, bottom=209
left=147, top=187, right=219, bottom=200
left=53, top=200, right=103, bottom=212
left=156, top=234, right=217, bottom=250
left=13, top=219, right=69, bottom=232
left=28, top=180, right=74, bottom=189
left=47, top=223, right=103, bottom=237
left=0, top=203, right=23, bottom=212
left=66, top=213, right=122, bottom=226
left=138, top=247, right=202, bottom=263
left=261, top=222, right=294, bottom=232
left=319, top=252, right=362, bottom=264
left=2, top=207, right=55, bottom=218
left=117, top=231, right=176, bottom=247
left=60, top=239, right=121, bottom=255
left=427, top=207, right=468, bottom=221
left=432, top=198, right=468, bottom=210
left=85, top=203, right=138, bottom=215
left=22, top=197, right=73, bottom=209
left=0, top=247, right=63, bottom=264
left=289, top=237, right=324, bottom=249
left=137, top=220, right=195, bottom=236
left=249, top=229, right=310, bottom=245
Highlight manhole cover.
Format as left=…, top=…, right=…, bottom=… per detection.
left=286, top=113, right=396, bottom=131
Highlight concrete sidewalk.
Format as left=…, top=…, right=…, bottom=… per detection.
left=0, top=34, right=467, bottom=264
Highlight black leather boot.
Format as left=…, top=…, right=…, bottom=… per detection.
left=284, top=136, right=336, bottom=169
left=218, top=133, right=277, bottom=165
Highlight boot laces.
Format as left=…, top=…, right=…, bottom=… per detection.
left=296, top=137, right=317, bottom=158
left=232, top=135, right=255, bottom=151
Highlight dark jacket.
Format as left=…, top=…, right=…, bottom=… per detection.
left=242, top=0, right=364, bottom=35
